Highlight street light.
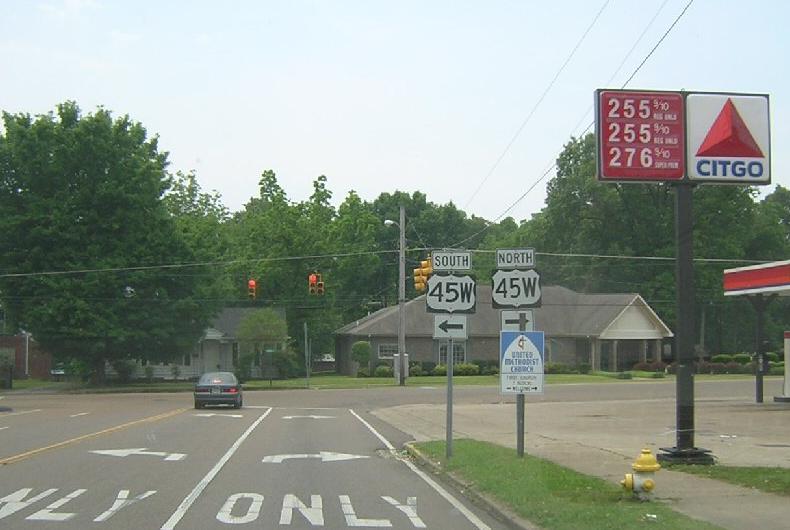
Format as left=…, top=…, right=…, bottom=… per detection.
left=384, top=206, right=406, bottom=386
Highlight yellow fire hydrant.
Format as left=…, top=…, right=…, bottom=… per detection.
left=621, top=448, right=661, bottom=501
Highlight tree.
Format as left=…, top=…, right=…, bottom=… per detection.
left=351, top=340, right=372, bottom=375
left=0, top=102, right=214, bottom=382
left=236, top=308, right=292, bottom=379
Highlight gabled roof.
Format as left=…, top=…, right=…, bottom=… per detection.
left=335, top=285, right=672, bottom=339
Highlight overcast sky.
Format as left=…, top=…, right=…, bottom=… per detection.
left=1, top=0, right=787, bottom=222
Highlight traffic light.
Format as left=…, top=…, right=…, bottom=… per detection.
left=308, top=273, right=318, bottom=295
left=316, top=273, right=325, bottom=295
left=413, top=256, right=432, bottom=292
left=248, top=279, right=257, bottom=299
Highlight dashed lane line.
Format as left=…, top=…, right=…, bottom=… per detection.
left=0, top=408, right=187, bottom=466
left=70, top=412, right=90, bottom=418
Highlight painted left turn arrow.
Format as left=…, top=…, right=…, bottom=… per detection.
left=90, top=448, right=186, bottom=461
left=262, top=452, right=369, bottom=463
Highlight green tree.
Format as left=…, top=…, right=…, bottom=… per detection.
left=236, top=308, right=292, bottom=379
left=0, top=102, right=213, bottom=382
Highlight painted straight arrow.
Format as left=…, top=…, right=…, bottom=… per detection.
left=262, top=452, right=369, bottom=463
left=438, top=320, right=464, bottom=333
left=90, top=448, right=186, bottom=461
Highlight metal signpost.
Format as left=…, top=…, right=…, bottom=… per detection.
left=494, top=249, right=541, bottom=457
left=595, top=88, right=771, bottom=464
left=426, top=251, right=475, bottom=459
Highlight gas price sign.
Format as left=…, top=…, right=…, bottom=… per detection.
left=596, top=90, right=685, bottom=182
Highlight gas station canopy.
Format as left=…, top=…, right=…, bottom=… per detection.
left=723, top=260, right=790, bottom=297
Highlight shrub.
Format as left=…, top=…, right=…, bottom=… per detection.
left=707, top=362, right=727, bottom=374
left=733, top=353, right=752, bottom=365
left=482, top=365, right=499, bottom=376
left=0, top=350, right=13, bottom=369
left=649, top=361, right=667, bottom=372
left=351, top=341, right=372, bottom=366
left=632, top=361, right=652, bottom=372
left=770, top=365, right=785, bottom=376
left=765, top=352, right=779, bottom=363
left=711, top=354, right=734, bottom=364
left=545, top=362, right=574, bottom=374
left=421, top=361, right=436, bottom=374
left=578, top=363, right=592, bottom=374
left=432, top=364, right=447, bottom=376
left=651, top=371, right=666, bottom=378
left=725, top=362, right=746, bottom=374
left=616, top=372, right=633, bottom=379
left=374, top=365, right=394, bottom=378
left=409, top=365, right=423, bottom=376
left=111, top=360, right=135, bottom=384
left=454, top=363, right=480, bottom=376
left=356, top=367, right=370, bottom=378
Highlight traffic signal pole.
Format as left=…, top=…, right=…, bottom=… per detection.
left=398, top=205, right=407, bottom=386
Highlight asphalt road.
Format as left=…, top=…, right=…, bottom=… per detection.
left=0, top=377, right=783, bottom=529
left=0, top=390, right=510, bottom=530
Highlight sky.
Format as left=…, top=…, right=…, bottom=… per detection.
left=1, top=0, right=788, bottom=222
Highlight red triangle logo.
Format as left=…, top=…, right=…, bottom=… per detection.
left=696, top=99, right=763, bottom=157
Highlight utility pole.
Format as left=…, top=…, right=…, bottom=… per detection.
left=397, top=205, right=406, bottom=386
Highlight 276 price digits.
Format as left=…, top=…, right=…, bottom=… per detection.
left=608, top=147, right=652, bottom=168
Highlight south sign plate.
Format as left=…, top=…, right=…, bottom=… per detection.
left=596, top=89, right=685, bottom=182
left=425, top=274, right=476, bottom=314
left=432, top=251, right=472, bottom=271
left=500, top=331, right=544, bottom=394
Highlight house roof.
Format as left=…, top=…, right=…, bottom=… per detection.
left=206, top=307, right=287, bottom=340
left=334, top=285, right=673, bottom=339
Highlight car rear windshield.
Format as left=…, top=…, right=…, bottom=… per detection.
left=198, top=373, right=237, bottom=385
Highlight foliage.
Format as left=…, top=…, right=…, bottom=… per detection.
left=234, top=352, right=256, bottom=383
left=711, top=354, right=734, bottom=364
left=351, top=341, right=372, bottom=365
left=432, top=364, right=447, bottom=376
left=0, top=350, right=13, bottom=369
left=544, top=362, right=574, bottom=374
left=144, top=365, right=154, bottom=383
left=733, top=353, right=752, bottom=365
left=577, top=363, right=591, bottom=374
left=236, top=308, right=288, bottom=354
left=0, top=102, right=214, bottom=383
left=374, top=365, right=394, bottom=378
left=356, top=367, right=370, bottom=378
left=111, top=359, right=135, bottom=384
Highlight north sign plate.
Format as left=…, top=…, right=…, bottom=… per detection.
left=426, top=274, right=476, bottom=313
left=496, top=248, right=535, bottom=270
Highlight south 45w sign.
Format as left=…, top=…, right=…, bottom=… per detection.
left=425, top=274, right=476, bottom=314
left=492, top=269, right=541, bottom=308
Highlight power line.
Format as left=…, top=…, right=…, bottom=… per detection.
left=451, top=0, right=696, bottom=247
left=462, top=0, right=611, bottom=210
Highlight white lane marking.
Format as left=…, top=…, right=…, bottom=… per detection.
left=0, top=427, right=8, bottom=431
left=90, top=448, right=186, bottom=461
left=216, top=493, right=264, bottom=525
left=262, top=452, right=369, bottom=464
left=280, top=494, right=324, bottom=526
left=349, top=409, right=491, bottom=530
left=282, top=415, right=335, bottom=420
left=382, top=496, right=426, bottom=528
left=94, top=489, right=157, bottom=522
left=161, top=407, right=272, bottom=530
left=26, top=488, right=87, bottom=521
left=339, top=495, right=391, bottom=527
left=193, top=413, right=244, bottom=418
left=69, top=412, right=89, bottom=418
left=0, top=488, right=58, bottom=520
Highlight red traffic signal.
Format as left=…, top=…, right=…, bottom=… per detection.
left=308, top=273, right=318, bottom=295
left=248, top=279, right=257, bottom=299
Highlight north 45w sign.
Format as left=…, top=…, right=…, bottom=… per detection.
left=492, top=269, right=541, bottom=308
left=426, top=274, right=476, bottom=314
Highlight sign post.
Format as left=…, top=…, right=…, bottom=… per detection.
left=427, top=250, right=476, bottom=459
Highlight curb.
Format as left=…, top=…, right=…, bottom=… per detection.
left=404, top=442, right=541, bottom=530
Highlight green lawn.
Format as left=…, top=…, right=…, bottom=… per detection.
left=414, top=439, right=722, bottom=530
left=667, top=464, right=790, bottom=496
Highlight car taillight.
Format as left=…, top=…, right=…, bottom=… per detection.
left=227, top=387, right=238, bottom=393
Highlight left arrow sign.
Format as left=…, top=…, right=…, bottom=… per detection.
left=90, top=448, right=186, bottom=461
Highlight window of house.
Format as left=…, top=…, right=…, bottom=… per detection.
left=439, top=342, right=466, bottom=365
left=378, top=344, right=398, bottom=359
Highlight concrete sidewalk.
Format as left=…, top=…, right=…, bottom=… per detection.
left=373, top=396, right=790, bottom=530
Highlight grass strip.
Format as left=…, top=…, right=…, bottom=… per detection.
left=414, top=439, right=722, bottom=530
left=667, top=464, right=790, bottom=496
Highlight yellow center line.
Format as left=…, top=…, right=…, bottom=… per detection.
left=0, top=408, right=187, bottom=466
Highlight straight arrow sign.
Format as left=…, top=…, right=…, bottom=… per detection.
left=90, top=448, right=186, bottom=461
left=262, top=452, right=370, bottom=463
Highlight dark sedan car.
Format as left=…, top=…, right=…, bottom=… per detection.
left=194, top=372, right=243, bottom=409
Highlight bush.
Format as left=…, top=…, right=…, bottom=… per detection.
left=632, top=361, right=651, bottom=371
left=725, top=361, right=748, bottom=374
left=351, top=341, right=372, bottom=366
left=374, top=365, right=394, bottom=378
left=651, top=371, right=666, bottom=378
left=649, top=361, right=667, bottom=372
left=616, top=372, right=633, bottom=379
left=711, top=354, right=734, bottom=364
left=421, top=361, right=436, bottom=374
left=356, top=367, right=370, bottom=378
left=765, top=352, right=779, bottom=363
left=707, top=362, right=726, bottom=374
left=578, top=363, right=592, bottom=374
left=0, top=350, right=13, bottom=370
left=770, top=365, right=785, bottom=376
left=432, top=364, right=447, bottom=376
left=733, top=353, right=752, bottom=365
left=482, top=365, right=499, bottom=376
left=111, top=360, right=135, bottom=384
left=545, top=362, right=573, bottom=374
left=454, top=363, right=480, bottom=376
left=409, top=365, right=423, bottom=376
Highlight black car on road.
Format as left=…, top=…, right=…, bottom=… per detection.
left=194, top=371, right=243, bottom=409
